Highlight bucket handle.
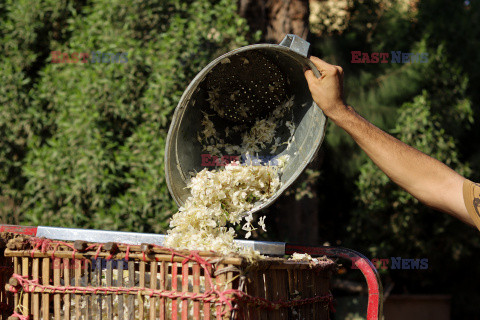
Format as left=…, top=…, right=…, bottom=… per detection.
left=279, top=34, right=310, bottom=58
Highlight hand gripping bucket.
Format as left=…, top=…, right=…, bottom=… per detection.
left=165, top=34, right=327, bottom=214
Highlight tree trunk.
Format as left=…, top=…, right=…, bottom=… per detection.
left=238, top=0, right=310, bottom=43
left=271, top=153, right=323, bottom=245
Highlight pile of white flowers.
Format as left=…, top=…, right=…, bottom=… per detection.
left=289, top=252, right=319, bottom=263
left=164, top=162, right=280, bottom=256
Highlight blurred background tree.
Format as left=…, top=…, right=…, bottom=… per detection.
left=238, top=0, right=310, bottom=43
left=1, top=0, right=480, bottom=318
left=0, top=0, right=258, bottom=231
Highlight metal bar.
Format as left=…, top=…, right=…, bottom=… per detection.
left=1, top=224, right=286, bottom=255
left=0, top=225, right=37, bottom=235
left=35, top=226, right=286, bottom=255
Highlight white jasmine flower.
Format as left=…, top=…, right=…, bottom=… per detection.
left=259, top=216, right=267, bottom=232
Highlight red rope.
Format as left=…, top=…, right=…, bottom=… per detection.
left=125, top=245, right=130, bottom=260
left=11, top=311, right=29, bottom=320
left=94, top=244, right=102, bottom=260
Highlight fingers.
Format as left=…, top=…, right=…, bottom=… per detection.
left=305, top=56, right=344, bottom=89
left=309, top=56, right=344, bottom=76
left=336, top=66, right=344, bottom=83
left=309, top=56, right=336, bottom=73
left=304, top=69, right=317, bottom=88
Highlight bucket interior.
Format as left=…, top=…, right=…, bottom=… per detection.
left=167, top=46, right=326, bottom=208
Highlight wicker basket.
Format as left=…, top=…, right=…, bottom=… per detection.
left=3, top=236, right=335, bottom=320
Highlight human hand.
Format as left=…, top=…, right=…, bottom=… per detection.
left=304, top=56, right=348, bottom=120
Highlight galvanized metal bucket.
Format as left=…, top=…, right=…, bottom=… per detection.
left=165, top=34, right=326, bottom=214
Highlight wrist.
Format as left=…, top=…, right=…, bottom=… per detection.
left=325, top=104, right=354, bottom=125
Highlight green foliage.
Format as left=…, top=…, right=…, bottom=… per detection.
left=355, top=41, right=473, bottom=215
left=0, top=0, right=256, bottom=231
left=356, top=90, right=471, bottom=213
left=349, top=39, right=479, bottom=298
left=351, top=38, right=475, bottom=263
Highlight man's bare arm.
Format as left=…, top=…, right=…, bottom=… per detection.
left=304, top=56, right=473, bottom=226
